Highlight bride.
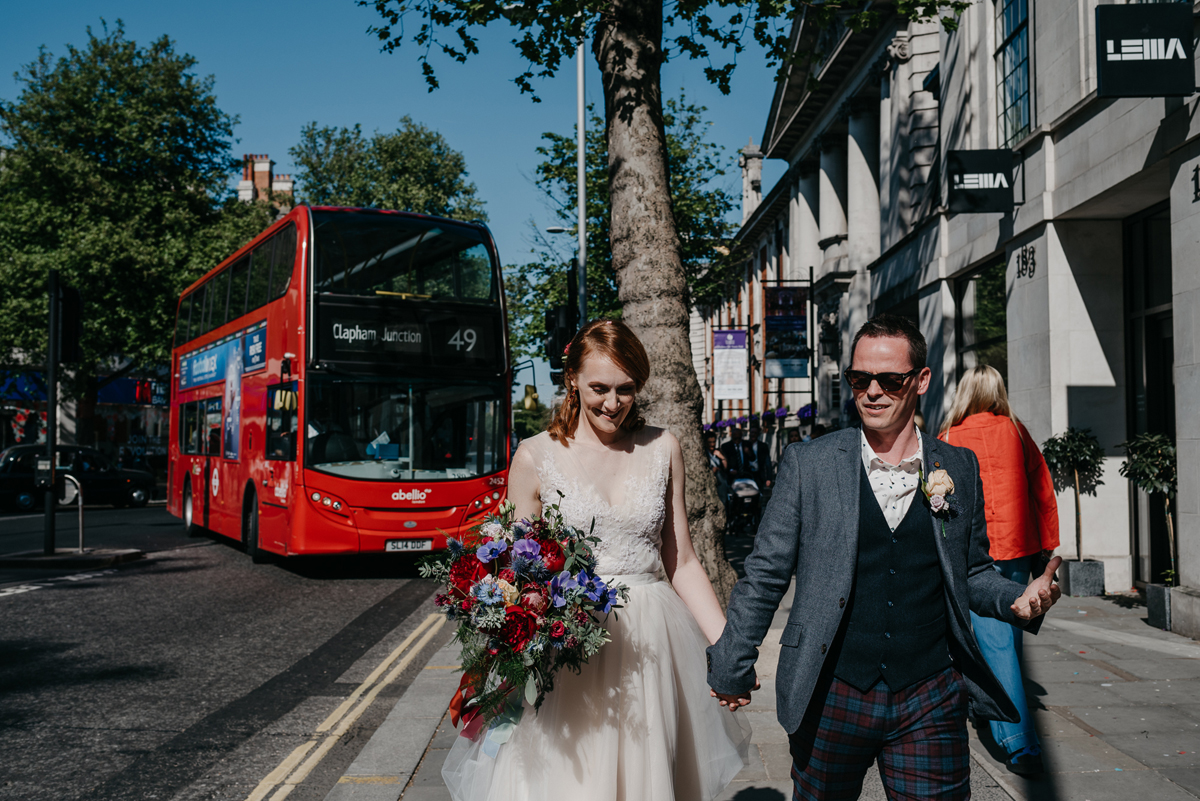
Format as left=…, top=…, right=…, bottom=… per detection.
left=442, top=319, right=751, bottom=800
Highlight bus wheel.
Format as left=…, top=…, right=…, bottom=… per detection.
left=244, top=494, right=269, bottom=564
left=183, top=480, right=200, bottom=536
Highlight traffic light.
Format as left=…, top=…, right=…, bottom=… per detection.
left=522, top=384, right=539, bottom=411
left=58, top=285, right=83, bottom=363
left=543, top=304, right=575, bottom=370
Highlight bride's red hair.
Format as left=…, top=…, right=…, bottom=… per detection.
left=547, top=319, right=650, bottom=442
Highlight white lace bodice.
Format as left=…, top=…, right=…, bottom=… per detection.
left=522, top=428, right=671, bottom=576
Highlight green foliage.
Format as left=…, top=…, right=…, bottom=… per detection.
left=0, top=22, right=272, bottom=393
left=289, top=117, right=487, bottom=221
left=360, top=1, right=973, bottom=97
left=1119, top=433, right=1177, bottom=499
left=1041, top=427, right=1106, bottom=496
left=1120, top=432, right=1178, bottom=586
left=506, top=95, right=736, bottom=360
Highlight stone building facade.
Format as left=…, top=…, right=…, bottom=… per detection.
left=694, top=2, right=1200, bottom=634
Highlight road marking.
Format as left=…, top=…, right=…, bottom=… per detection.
left=244, top=612, right=445, bottom=801
left=0, top=570, right=119, bottom=599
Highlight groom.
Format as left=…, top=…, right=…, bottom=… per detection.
left=707, top=314, right=1061, bottom=799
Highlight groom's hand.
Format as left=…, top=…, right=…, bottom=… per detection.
left=710, top=677, right=760, bottom=712
left=1011, top=555, right=1063, bottom=620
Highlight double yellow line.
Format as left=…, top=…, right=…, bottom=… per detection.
left=244, top=612, right=445, bottom=801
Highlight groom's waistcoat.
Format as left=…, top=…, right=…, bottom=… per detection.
left=833, top=467, right=951, bottom=692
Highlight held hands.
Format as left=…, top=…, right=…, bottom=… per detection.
left=1010, top=555, right=1063, bottom=620
left=711, top=676, right=760, bottom=712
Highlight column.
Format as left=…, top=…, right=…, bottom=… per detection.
left=846, top=100, right=881, bottom=273
left=817, top=133, right=848, bottom=283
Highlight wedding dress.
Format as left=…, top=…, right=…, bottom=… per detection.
left=442, top=427, right=751, bottom=801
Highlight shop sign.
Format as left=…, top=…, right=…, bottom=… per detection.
left=713, top=329, right=748, bottom=401
left=1096, top=4, right=1195, bottom=98
left=947, top=150, right=1013, bottom=214
left=764, top=287, right=809, bottom=378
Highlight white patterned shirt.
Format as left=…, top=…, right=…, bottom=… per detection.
left=860, top=426, right=924, bottom=531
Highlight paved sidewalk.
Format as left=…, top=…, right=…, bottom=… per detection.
left=336, top=590, right=1200, bottom=800
left=967, top=593, right=1200, bottom=800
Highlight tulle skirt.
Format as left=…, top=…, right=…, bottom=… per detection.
left=441, top=574, right=752, bottom=801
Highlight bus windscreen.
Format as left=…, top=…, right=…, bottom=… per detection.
left=312, top=211, right=496, bottom=303
left=305, top=377, right=506, bottom=482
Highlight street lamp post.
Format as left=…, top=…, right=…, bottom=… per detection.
left=575, top=39, right=586, bottom=327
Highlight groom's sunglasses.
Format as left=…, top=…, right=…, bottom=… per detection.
left=843, top=368, right=920, bottom=392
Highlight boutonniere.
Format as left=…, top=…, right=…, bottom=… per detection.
left=921, top=467, right=956, bottom=536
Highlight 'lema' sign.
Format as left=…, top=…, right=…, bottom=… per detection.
left=1096, top=4, right=1195, bottom=99
left=947, top=150, right=1014, bottom=214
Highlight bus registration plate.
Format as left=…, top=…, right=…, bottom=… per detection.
left=386, top=539, right=433, bottom=552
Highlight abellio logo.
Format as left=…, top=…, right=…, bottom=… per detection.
left=392, top=488, right=431, bottom=503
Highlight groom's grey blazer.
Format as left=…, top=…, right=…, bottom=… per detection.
left=707, top=427, right=1041, bottom=734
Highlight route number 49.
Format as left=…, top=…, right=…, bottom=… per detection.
left=448, top=328, right=477, bottom=352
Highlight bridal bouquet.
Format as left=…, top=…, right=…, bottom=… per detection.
left=420, top=498, right=629, bottom=740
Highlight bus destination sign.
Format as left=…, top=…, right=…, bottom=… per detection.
left=329, top=320, right=424, bottom=353
left=315, top=300, right=501, bottom=373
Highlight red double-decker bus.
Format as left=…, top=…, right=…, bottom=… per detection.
left=167, top=207, right=511, bottom=560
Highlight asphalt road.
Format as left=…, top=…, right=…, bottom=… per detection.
left=0, top=507, right=446, bottom=801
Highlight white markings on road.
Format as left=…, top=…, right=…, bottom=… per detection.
left=244, top=612, right=446, bottom=801
left=0, top=570, right=118, bottom=599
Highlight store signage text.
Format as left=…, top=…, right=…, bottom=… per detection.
left=1096, top=5, right=1195, bottom=99
left=947, top=150, right=1014, bottom=214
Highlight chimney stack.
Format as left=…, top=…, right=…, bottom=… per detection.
left=237, top=154, right=294, bottom=206
left=740, top=138, right=763, bottom=224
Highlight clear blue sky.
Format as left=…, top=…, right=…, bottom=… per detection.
left=1, top=1, right=785, bottom=403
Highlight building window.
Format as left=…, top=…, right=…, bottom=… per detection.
left=995, top=0, right=1031, bottom=147
left=956, top=261, right=1008, bottom=383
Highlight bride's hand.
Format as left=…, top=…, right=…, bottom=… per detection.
left=711, top=677, right=760, bottom=711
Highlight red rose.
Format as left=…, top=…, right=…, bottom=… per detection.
left=549, top=621, right=567, bottom=639
left=498, top=605, right=539, bottom=652
left=449, top=557, right=489, bottom=599
left=537, top=538, right=566, bottom=573
left=519, top=583, right=549, bottom=615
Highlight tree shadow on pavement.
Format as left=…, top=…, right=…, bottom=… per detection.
left=278, top=554, right=427, bottom=581
left=0, top=637, right=169, bottom=702
left=730, top=789, right=786, bottom=800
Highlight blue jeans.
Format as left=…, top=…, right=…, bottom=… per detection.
left=969, top=555, right=1039, bottom=755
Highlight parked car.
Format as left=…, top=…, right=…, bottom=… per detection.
left=0, top=444, right=154, bottom=511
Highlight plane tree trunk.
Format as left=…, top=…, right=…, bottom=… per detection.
left=594, top=0, right=737, bottom=602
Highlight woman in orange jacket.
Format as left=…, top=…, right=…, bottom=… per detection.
left=940, top=365, right=1059, bottom=776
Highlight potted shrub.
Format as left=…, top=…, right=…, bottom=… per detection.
left=1119, top=433, right=1177, bottom=629
left=1042, top=427, right=1106, bottom=596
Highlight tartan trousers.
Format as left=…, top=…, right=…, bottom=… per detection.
left=788, top=667, right=970, bottom=801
